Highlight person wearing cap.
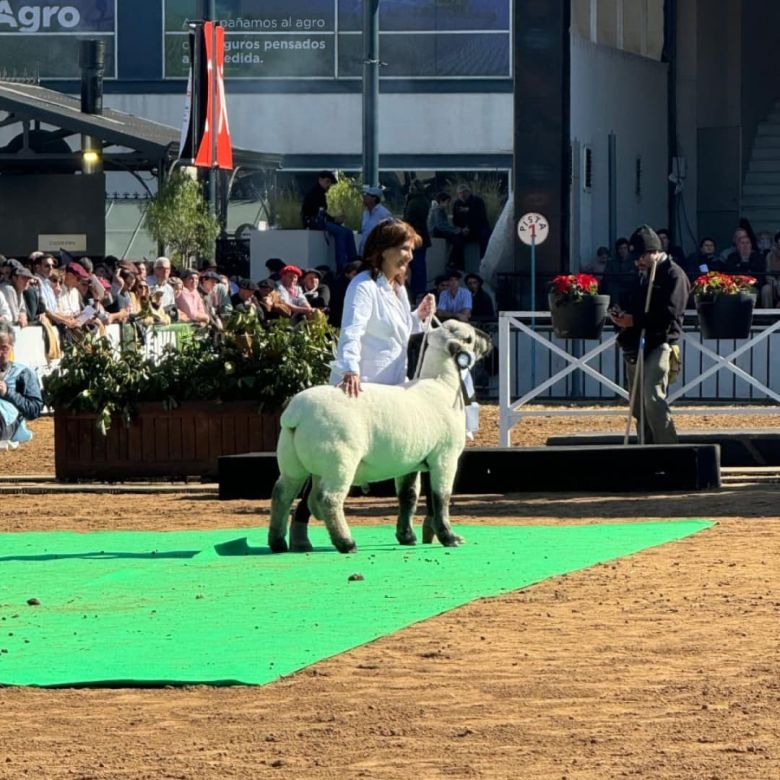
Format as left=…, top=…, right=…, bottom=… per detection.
left=358, top=185, right=393, bottom=255
left=0, top=322, right=43, bottom=449
left=150, top=257, right=176, bottom=313
left=301, top=268, right=330, bottom=311
left=300, top=171, right=358, bottom=270
left=176, top=269, right=209, bottom=325
left=256, top=278, right=293, bottom=321
left=200, top=270, right=233, bottom=326
left=1, top=266, right=37, bottom=328
left=436, top=269, right=471, bottom=323
left=609, top=225, right=689, bottom=444
left=465, top=273, right=495, bottom=321
left=276, top=265, right=312, bottom=319
left=452, top=183, right=491, bottom=258
left=231, top=278, right=260, bottom=314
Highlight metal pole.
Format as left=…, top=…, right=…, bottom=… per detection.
left=530, top=234, right=537, bottom=388
left=362, top=0, right=380, bottom=187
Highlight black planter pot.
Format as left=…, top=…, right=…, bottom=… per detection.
left=548, top=294, right=610, bottom=340
left=695, top=292, right=756, bottom=340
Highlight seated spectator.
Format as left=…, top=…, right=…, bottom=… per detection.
left=301, top=268, right=330, bottom=311
left=684, top=237, right=722, bottom=280
left=149, top=256, right=176, bottom=315
left=0, top=322, right=43, bottom=449
left=760, top=230, right=780, bottom=308
left=602, top=237, right=634, bottom=305
left=300, top=170, right=358, bottom=270
left=757, top=231, right=773, bottom=256
left=0, top=266, right=38, bottom=328
left=464, top=273, right=495, bottom=321
left=176, top=269, right=209, bottom=325
left=583, top=246, right=610, bottom=276
left=719, top=226, right=750, bottom=263
left=231, top=278, right=260, bottom=314
left=656, top=228, right=685, bottom=265
left=265, top=257, right=285, bottom=282
left=437, top=270, right=472, bottom=322
left=276, top=265, right=312, bottom=319
left=359, top=187, right=393, bottom=255
left=452, top=183, right=491, bottom=258
left=427, top=192, right=467, bottom=269
left=200, top=270, right=233, bottom=325
left=725, top=233, right=765, bottom=286
left=327, top=260, right=362, bottom=327
left=32, top=253, right=59, bottom=316
left=257, top=278, right=293, bottom=320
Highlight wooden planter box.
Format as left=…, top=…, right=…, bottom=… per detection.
left=54, top=401, right=281, bottom=481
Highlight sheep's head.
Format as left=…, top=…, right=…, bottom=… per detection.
left=432, top=320, right=493, bottom=367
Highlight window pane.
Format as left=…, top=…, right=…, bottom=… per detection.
left=647, top=0, right=664, bottom=60
left=597, top=0, right=619, bottom=48
left=571, top=0, right=591, bottom=41
left=622, top=0, right=644, bottom=56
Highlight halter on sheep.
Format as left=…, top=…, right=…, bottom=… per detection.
left=267, top=320, right=493, bottom=553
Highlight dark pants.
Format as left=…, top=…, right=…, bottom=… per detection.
left=410, top=247, right=428, bottom=301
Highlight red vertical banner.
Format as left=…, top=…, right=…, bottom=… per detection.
left=195, top=21, right=233, bottom=170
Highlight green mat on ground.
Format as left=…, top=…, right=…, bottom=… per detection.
left=0, top=521, right=712, bottom=687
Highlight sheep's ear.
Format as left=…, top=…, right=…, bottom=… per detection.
left=472, top=327, right=493, bottom=357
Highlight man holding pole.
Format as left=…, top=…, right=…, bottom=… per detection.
left=610, top=225, right=689, bottom=444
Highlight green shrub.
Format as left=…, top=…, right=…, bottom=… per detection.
left=43, top=314, right=338, bottom=433
left=326, top=172, right=364, bottom=231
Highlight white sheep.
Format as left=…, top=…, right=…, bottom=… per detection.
left=267, top=320, right=492, bottom=553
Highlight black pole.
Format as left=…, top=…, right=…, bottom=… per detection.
left=664, top=0, right=678, bottom=243
left=79, top=39, right=105, bottom=174
left=362, top=0, right=380, bottom=187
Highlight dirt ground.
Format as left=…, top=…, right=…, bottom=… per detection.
left=0, top=409, right=779, bottom=779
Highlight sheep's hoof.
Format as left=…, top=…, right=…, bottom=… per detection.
left=439, top=532, right=464, bottom=547
left=395, top=529, right=417, bottom=546
left=289, top=521, right=313, bottom=553
left=334, top=538, right=358, bottom=554
left=268, top=536, right=289, bottom=553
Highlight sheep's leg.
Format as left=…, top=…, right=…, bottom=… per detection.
left=420, top=472, right=436, bottom=544
left=268, top=474, right=308, bottom=553
left=310, top=476, right=356, bottom=554
left=394, top=472, right=419, bottom=545
left=427, top=463, right=464, bottom=547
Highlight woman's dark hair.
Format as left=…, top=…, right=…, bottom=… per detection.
left=361, top=219, right=422, bottom=280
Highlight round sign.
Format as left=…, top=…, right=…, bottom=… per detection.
left=517, top=213, right=549, bottom=246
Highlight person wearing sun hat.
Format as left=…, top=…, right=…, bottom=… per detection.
left=358, top=185, right=394, bottom=255
left=609, top=224, right=689, bottom=444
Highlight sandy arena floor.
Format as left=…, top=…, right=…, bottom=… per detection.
left=0, top=409, right=778, bottom=779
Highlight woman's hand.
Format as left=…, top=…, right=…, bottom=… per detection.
left=416, top=293, right=436, bottom=321
left=339, top=371, right=361, bottom=398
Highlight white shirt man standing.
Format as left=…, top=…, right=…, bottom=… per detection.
left=149, top=256, right=176, bottom=311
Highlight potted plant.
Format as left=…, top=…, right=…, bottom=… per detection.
left=692, top=271, right=757, bottom=340
left=547, top=273, right=610, bottom=339
left=43, top=312, right=338, bottom=480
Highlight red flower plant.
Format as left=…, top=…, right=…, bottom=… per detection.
left=692, top=271, right=757, bottom=298
left=549, top=273, right=600, bottom=304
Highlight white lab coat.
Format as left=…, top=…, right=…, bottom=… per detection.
left=330, top=270, right=422, bottom=387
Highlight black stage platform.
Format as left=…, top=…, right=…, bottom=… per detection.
left=546, top=430, right=780, bottom=467
left=218, top=444, right=721, bottom=500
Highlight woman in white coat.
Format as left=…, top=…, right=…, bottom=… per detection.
left=331, top=219, right=436, bottom=394
left=289, top=219, right=436, bottom=549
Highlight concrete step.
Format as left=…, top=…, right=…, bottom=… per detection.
left=747, top=159, right=780, bottom=172
left=741, top=195, right=780, bottom=207
left=743, top=183, right=780, bottom=196
left=751, top=148, right=780, bottom=160
left=741, top=208, right=780, bottom=222
left=753, top=135, right=780, bottom=149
